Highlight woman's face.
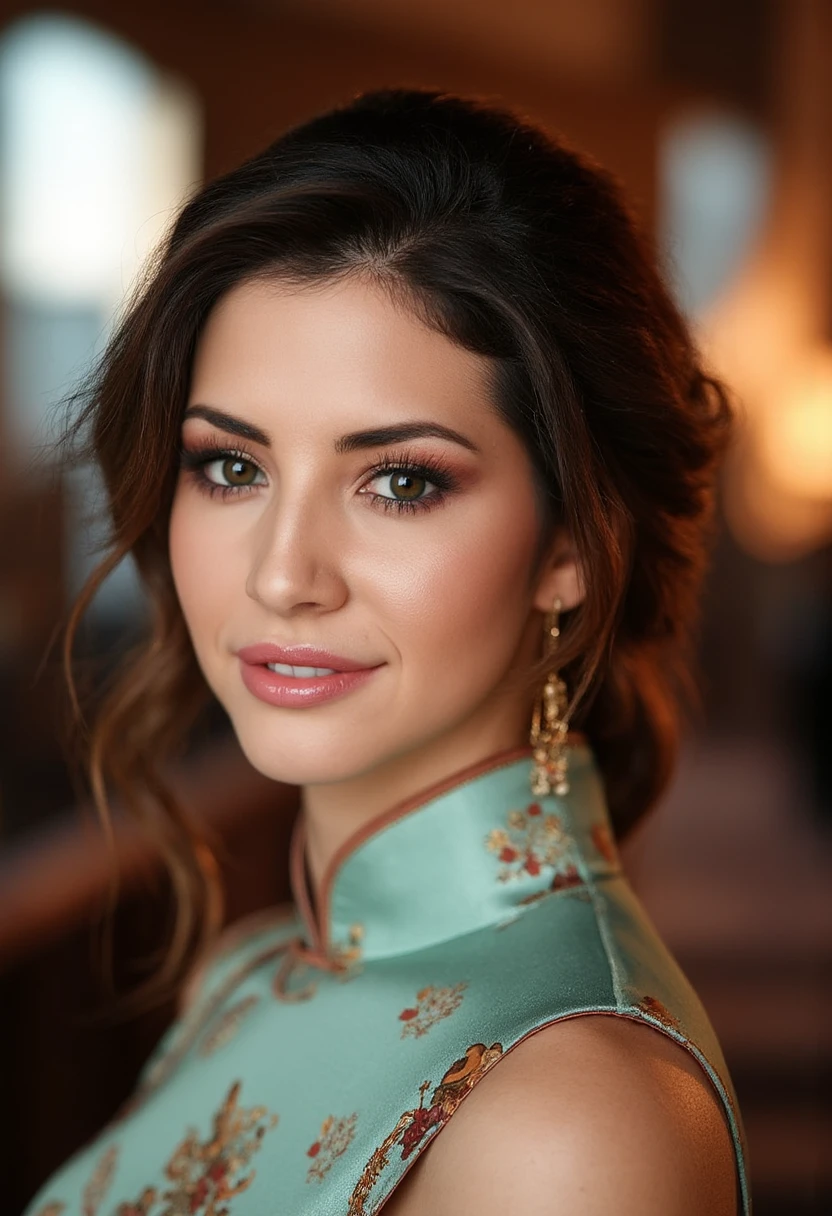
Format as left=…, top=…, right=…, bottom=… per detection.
left=169, top=275, right=582, bottom=787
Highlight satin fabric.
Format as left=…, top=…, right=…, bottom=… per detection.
left=24, top=742, right=751, bottom=1216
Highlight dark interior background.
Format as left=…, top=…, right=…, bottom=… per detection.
left=0, top=2, right=829, bottom=1213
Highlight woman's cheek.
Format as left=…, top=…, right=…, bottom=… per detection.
left=170, top=506, right=227, bottom=660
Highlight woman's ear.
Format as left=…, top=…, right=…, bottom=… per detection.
left=531, top=527, right=586, bottom=614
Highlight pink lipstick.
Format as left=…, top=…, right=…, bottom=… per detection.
left=236, top=643, right=384, bottom=708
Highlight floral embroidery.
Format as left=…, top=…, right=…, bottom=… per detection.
left=493, top=859, right=589, bottom=929
left=198, top=995, right=260, bottom=1056
left=272, top=937, right=320, bottom=1003
left=114, top=1187, right=156, bottom=1216
left=82, top=1144, right=118, bottom=1216
left=513, top=860, right=588, bottom=915
left=32, top=1204, right=66, bottom=1216
left=305, top=1113, right=359, bottom=1183
left=102, top=1081, right=279, bottom=1216
left=347, top=1041, right=503, bottom=1215
left=637, top=995, right=682, bottom=1032
left=550, top=862, right=584, bottom=891
left=398, top=982, right=468, bottom=1039
left=591, top=822, right=618, bottom=865
left=152, top=1080, right=277, bottom=1213
left=272, top=923, right=365, bottom=1003
left=485, top=803, right=573, bottom=882
left=331, top=922, right=365, bottom=973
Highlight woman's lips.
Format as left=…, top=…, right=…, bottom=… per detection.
left=237, top=643, right=374, bottom=671
left=239, top=659, right=383, bottom=708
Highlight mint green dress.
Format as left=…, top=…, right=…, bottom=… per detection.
left=25, top=742, right=751, bottom=1216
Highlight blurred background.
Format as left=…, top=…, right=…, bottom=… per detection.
left=0, top=1, right=829, bottom=1212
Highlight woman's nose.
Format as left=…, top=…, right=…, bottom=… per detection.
left=244, top=490, right=347, bottom=615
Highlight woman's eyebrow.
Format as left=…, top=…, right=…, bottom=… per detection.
left=182, top=405, right=481, bottom=455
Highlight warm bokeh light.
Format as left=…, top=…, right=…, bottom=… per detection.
left=761, top=345, right=832, bottom=501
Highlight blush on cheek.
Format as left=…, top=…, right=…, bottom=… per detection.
left=422, top=518, right=537, bottom=656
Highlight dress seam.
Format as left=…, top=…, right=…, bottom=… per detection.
left=578, top=848, right=627, bottom=1009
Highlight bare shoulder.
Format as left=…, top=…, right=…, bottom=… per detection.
left=383, top=1014, right=738, bottom=1216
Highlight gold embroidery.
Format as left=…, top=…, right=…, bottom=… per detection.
left=198, top=995, right=260, bottom=1056
left=398, top=983, right=468, bottom=1039
left=273, top=925, right=365, bottom=1002
left=119, top=1081, right=277, bottom=1216
left=114, top=1187, right=156, bottom=1216
left=637, top=995, right=682, bottom=1032
left=51, top=1084, right=278, bottom=1216
left=82, top=1144, right=118, bottom=1216
left=305, top=1113, right=359, bottom=1183
left=331, top=922, right=365, bottom=974
left=347, top=1041, right=503, bottom=1215
left=485, top=802, right=573, bottom=882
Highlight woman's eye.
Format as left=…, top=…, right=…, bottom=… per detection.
left=362, top=465, right=451, bottom=514
left=203, top=455, right=265, bottom=489
left=180, top=443, right=454, bottom=514
left=179, top=443, right=267, bottom=499
left=368, top=469, right=432, bottom=503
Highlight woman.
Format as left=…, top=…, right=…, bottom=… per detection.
left=27, top=89, right=749, bottom=1215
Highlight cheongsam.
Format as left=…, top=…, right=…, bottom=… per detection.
left=24, top=741, right=751, bottom=1215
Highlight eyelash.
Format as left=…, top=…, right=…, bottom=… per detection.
left=177, top=439, right=459, bottom=515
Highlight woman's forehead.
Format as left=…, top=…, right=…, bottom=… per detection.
left=186, top=275, right=504, bottom=443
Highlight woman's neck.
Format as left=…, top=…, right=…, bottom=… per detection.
left=299, top=706, right=585, bottom=909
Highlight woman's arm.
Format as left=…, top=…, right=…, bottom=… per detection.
left=384, top=1014, right=738, bottom=1216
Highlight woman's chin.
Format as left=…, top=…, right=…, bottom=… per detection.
left=231, top=729, right=381, bottom=788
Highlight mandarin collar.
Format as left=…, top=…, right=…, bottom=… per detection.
left=288, top=739, right=622, bottom=974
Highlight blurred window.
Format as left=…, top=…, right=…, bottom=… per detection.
left=657, top=109, right=772, bottom=318
left=0, top=12, right=202, bottom=623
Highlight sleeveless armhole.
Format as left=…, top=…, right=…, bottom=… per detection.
left=376, top=872, right=751, bottom=1216
left=394, top=1007, right=748, bottom=1216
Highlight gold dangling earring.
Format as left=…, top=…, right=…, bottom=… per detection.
left=529, top=596, right=571, bottom=797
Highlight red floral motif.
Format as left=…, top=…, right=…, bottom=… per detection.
left=495, top=858, right=586, bottom=926
left=398, top=982, right=467, bottom=1039
left=156, top=1080, right=277, bottom=1213
left=400, top=1104, right=443, bottom=1158
left=54, top=1082, right=278, bottom=1216
left=347, top=1042, right=503, bottom=1215
left=114, top=1188, right=156, bottom=1216
left=485, top=804, right=573, bottom=884
left=305, top=1112, right=359, bottom=1183
left=551, top=864, right=583, bottom=891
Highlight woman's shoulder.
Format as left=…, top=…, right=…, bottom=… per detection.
left=384, top=1013, right=738, bottom=1216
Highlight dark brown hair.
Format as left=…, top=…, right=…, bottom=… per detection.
left=56, top=88, right=733, bottom=1013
